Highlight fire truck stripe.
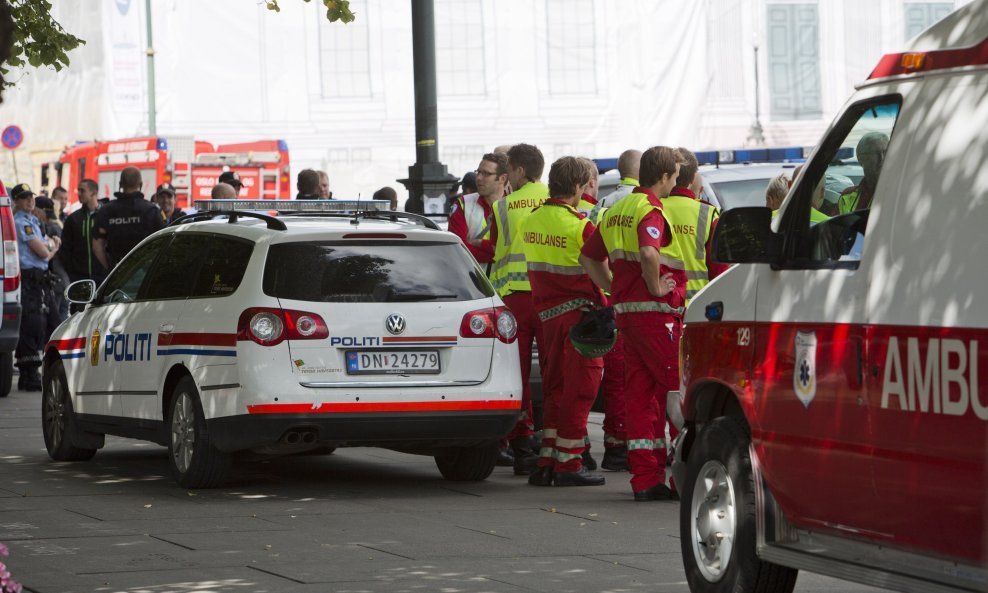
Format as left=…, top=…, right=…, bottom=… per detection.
left=246, top=400, right=520, bottom=414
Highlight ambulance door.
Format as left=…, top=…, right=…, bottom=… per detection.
left=80, top=235, right=171, bottom=419
left=751, top=95, right=903, bottom=537
left=867, top=74, right=988, bottom=564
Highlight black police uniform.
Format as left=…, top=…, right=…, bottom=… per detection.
left=93, top=191, right=166, bottom=268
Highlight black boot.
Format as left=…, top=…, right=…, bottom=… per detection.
left=18, top=366, right=41, bottom=392
left=554, top=467, right=605, bottom=486
left=511, top=438, right=539, bottom=476
left=496, top=446, right=515, bottom=467
left=633, top=483, right=674, bottom=501
left=581, top=448, right=597, bottom=471
left=602, top=446, right=629, bottom=471
left=527, top=466, right=554, bottom=486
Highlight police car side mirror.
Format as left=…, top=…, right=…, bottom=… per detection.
left=65, top=279, right=97, bottom=304
left=712, top=207, right=781, bottom=264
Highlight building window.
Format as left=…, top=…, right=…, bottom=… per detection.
left=904, top=2, right=954, bottom=40
left=435, top=0, right=485, bottom=97
left=767, top=3, right=822, bottom=121
left=545, top=0, right=597, bottom=96
left=318, top=0, right=372, bottom=98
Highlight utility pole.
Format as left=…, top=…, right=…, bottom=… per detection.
left=145, top=0, right=157, bottom=135
left=398, top=0, right=456, bottom=214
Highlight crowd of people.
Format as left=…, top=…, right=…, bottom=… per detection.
left=446, top=143, right=729, bottom=500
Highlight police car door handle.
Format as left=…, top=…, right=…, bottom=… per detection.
left=159, top=323, right=174, bottom=333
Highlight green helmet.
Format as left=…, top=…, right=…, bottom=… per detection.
left=570, top=306, right=617, bottom=358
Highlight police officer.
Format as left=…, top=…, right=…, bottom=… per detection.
left=153, top=183, right=186, bottom=224
left=580, top=146, right=686, bottom=501
left=520, top=157, right=606, bottom=487
left=10, top=183, right=61, bottom=391
left=218, top=171, right=244, bottom=197
left=92, top=166, right=165, bottom=271
left=296, top=169, right=321, bottom=200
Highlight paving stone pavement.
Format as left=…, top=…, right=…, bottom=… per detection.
left=0, top=387, right=892, bottom=593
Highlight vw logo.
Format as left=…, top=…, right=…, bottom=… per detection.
left=385, top=313, right=406, bottom=336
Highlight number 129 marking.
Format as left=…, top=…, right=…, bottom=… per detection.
left=737, top=327, right=751, bottom=347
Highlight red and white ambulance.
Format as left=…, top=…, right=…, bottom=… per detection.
left=671, top=2, right=987, bottom=592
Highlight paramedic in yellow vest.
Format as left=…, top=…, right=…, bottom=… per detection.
left=580, top=146, right=686, bottom=501
left=520, top=156, right=607, bottom=487
left=489, top=143, right=550, bottom=475
left=838, top=132, right=888, bottom=214
left=663, top=148, right=729, bottom=305
left=448, top=153, right=507, bottom=264
left=576, top=157, right=600, bottom=218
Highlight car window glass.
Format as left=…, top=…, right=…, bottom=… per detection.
left=98, top=235, right=170, bottom=304
left=191, top=236, right=254, bottom=297
left=263, top=240, right=495, bottom=302
left=142, top=234, right=210, bottom=300
left=785, top=97, right=901, bottom=267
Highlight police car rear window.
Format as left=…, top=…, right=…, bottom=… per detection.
left=262, top=240, right=495, bottom=302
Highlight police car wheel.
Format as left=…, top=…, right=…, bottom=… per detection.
left=167, top=376, right=230, bottom=489
left=42, top=359, right=97, bottom=462
left=679, top=416, right=797, bottom=593
left=434, top=442, right=499, bottom=481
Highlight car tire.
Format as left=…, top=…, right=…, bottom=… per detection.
left=42, top=359, right=98, bottom=461
left=168, top=375, right=230, bottom=489
left=434, top=441, right=498, bottom=481
left=0, top=351, right=12, bottom=398
left=680, top=416, right=797, bottom=593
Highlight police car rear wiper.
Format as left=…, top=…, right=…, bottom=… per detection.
left=390, top=292, right=458, bottom=301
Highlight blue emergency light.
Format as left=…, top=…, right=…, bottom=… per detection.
left=595, top=146, right=811, bottom=172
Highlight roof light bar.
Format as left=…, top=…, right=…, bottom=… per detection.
left=194, top=199, right=391, bottom=212
left=868, top=37, right=988, bottom=80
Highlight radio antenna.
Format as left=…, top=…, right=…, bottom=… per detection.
left=351, top=192, right=362, bottom=225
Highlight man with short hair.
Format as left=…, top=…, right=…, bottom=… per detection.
left=92, top=166, right=165, bottom=271
left=153, top=183, right=185, bottom=224
left=448, top=153, right=507, bottom=264
left=596, top=149, right=642, bottom=211
left=489, top=143, right=549, bottom=475
left=296, top=169, right=321, bottom=200
left=218, top=171, right=244, bottom=197
left=50, top=186, right=68, bottom=223
left=839, top=132, right=889, bottom=213
left=580, top=146, right=686, bottom=501
left=372, top=186, right=398, bottom=211
left=318, top=171, right=332, bottom=199
left=211, top=183, right=238, bottom=201
left=60, top=178, right=107, bottom=285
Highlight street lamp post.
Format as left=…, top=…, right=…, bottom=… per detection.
left=398, top=0, right=456, bottom=214
left=747, top=36, right=765, bottom=147
left=145, top=0, right=157, bottom=136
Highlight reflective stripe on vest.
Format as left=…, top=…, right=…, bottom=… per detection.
left=538, top=298, right=594, bottom=322
left=490, top=181, right=549, bottom=296
left=613, top=301, right=685, bottom=316
left=520, top=200, right=593, bottom=316
left=661, top=195, right=716, bottom=304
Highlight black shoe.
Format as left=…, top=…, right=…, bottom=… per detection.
left=22, top=382, right=42, bottom=392
left=513, top=453, right=539, bottom=476
left=601, top=446, right=629, bottom=471
left=633, top=483, right=674, bottom=501
left=527, top=466, right=554, bottom=486
left=496, top=447, right=515, bottom=467
left=581, top=449, right=597, bottom=471
left=553, top=468, right=605, bottom=487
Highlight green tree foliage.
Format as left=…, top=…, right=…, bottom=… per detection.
left=266, top=0, right=355, bottom=23
left=0, top=0, right=84, bottom=97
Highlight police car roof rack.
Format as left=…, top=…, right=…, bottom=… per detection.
left=274, top=210, right=440, bottom=230
left=170, top=210, right=287, bottom=231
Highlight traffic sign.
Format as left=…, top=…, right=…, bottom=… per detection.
left=1, top=125, right=23, bottom=150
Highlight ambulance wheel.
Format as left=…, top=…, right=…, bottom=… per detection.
left=42, top=359, right=97, bottom=461
left=434, top=441, right=498, bottom=481
left=0, top=351, right=12, bottom=397
left=168, top=376, right=230, bottom=489
left=680, top=416, right=797, bottom=593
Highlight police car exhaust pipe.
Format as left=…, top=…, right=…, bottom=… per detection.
left=301, top=431, right=316, bottom=445
left=283, top=431, right=301, bottom=445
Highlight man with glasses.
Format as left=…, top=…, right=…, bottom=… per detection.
left=839, top=132, right=889, bottom=214
left=448, top=152, right=508, bottom=265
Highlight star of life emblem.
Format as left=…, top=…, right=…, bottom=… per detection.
left=793, top=331, right=817, bottom=407
left=646, top=226, right=661, bottom=239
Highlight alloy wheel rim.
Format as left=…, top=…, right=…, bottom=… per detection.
left=690, top=459, right=737, bottom=582
left=44, top=376, right=65, bottom=451
left=171, top=393, right=196, bottom=473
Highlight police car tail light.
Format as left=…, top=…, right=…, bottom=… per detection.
left=238, top=308, right=286, bottom=346
left=0, top=205, right=19, bottom=294
left=283, top=309, right=329, bottom=340
left=459, top=307, right=517, bottom=344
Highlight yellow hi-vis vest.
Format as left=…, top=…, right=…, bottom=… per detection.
left=660, top=195, right=716, bottom=305
left=520, top=201, right=593, bottom=318
left=489, top=181, right=549, bottom=296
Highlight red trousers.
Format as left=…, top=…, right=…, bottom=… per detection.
left=600, top=334, right=626, bottom=448
left=503, top=292, right=543, bottom=440
left=537, top=310, right=603, bottom=472
left=621, top=317, right=681, bottom=492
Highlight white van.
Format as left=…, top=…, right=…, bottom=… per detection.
left=670, top=2, right=987, bottom=592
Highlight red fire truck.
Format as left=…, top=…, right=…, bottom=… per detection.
left=46, top=136, right=291, bottom=212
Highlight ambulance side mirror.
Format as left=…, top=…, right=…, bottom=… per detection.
left=712, top=207, right=781, bottom=264
left=65, top=280, right=96, bottom=304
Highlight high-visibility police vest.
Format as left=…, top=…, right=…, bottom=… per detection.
left=489, top=181, right=549, bottom=296
left=454, top=193, right=491, bottom=241
left=520, top=201, right=593, bottom=318
left=599, top=192, right=685, bottom=315
left=661, top=195, right=716, bottom=304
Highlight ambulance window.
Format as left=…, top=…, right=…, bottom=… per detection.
left=142, top=234, right=210, bottom=300
left=98, top=236, right=170, bottom=305
left=190, top=236, right=254, bottom=297
left=784, top=97, right=901, bottom=267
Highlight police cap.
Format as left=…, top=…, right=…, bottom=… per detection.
left=218, top=171, right=243, bottom=188
left=155, top=183, right=176, bottom=197
left=10, top=183, right=35, bottom=201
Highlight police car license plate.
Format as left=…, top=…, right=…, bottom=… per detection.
left=346, top=350, right=441, bottom=375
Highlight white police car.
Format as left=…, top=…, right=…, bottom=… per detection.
left=42, top=200, right=522, bottom=488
